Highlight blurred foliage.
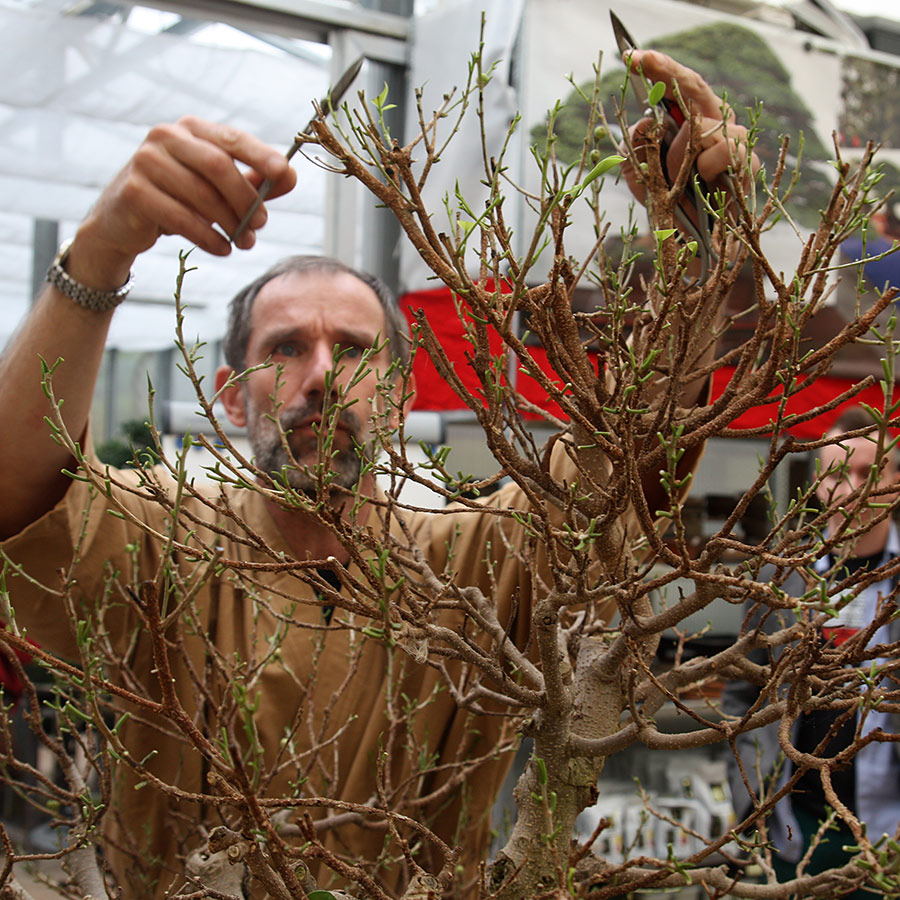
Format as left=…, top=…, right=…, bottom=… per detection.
left=96, top=419, right=157, bottom=469
left=841, top=55, right=900, bottom=150
left=533, top=21, right=834, bottom=227
left=873, top=160, right=900, bottom=220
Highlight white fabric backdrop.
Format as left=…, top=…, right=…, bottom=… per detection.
left=0, top=3, right=332, bottom=350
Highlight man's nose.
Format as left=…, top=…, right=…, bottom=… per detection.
left=300, top=341, right=338, bottom=401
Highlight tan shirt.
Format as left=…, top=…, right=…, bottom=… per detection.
left=2, top=452, right=582, bottom=898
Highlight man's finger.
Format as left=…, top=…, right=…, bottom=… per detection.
left=178, top=116, right=296, bottom=194
left=627, top=49, right=730, bottom=122
left=697, top=135, right=748, bottom=184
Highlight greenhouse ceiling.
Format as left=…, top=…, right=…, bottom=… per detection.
left=0, top=0, right=410, bottom=350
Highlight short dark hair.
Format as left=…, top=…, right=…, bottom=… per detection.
left=831, top=406, right=878, bottom=436
left=827, top=406, right=899, bottom=469
left=222, top=255, right=410, bottom=372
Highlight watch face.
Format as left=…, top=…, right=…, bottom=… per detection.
left=54, top=238, right=73, bottom=267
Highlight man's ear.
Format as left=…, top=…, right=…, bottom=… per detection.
left=215, top=365, right=247, bottom=428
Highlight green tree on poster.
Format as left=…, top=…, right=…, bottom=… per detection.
left=536, top=21, right=833, bottom=227
left=841, top=55, right=900, bottom=149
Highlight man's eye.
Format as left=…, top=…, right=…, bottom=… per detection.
left=274, top=343, right=298, bottom=358
left=337, top=343, right=364, bottom=360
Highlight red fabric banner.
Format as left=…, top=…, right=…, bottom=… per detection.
left=709, top=368, right=900, bottom=439
left=400, top=287, right=898, bottom=439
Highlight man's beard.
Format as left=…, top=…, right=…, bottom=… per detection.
left=246, top=400, right=366, bottom=496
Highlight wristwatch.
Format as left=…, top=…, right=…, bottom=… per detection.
left=46, top=239, right=134, bottom=312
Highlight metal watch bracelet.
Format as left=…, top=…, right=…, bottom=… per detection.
left=46, top=239, right=134, bottom=312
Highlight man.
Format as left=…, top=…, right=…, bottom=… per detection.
left=723, top=406, right=900, bottom=899
left=0, top=52, right=747, bottom=898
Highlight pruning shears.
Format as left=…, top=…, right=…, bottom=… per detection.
left=610, top=11, right=735, bottom=283
left=231, top=55, right=365, bottom=242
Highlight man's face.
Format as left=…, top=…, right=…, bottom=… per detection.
left=221, top=270, right=397, bottom=495
left=816, top=432, right=899, bottom=531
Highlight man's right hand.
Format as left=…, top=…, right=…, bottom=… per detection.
left=68, top=116, right=298, bottom=290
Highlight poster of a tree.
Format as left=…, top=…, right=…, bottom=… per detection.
left=533, top=20, right=833, bottom=228
left=841, top=54, right=900, bottom=149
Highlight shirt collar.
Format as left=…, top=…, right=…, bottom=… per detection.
left=814, top=522, right=899, bottom=574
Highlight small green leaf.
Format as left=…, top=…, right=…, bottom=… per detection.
left=308, top=892, right=337, bottom=900
left=654, top=228, right=677, bottom=242
left=373, top=83, right=389, bottom=110
left=648, top=81, right=666, bottom=107
left=583, top=153, right=624, bottom=182
left=566, top=154, right=625, bottom=199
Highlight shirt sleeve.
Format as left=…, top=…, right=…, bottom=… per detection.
left=0, top=448, right=163, bottom=661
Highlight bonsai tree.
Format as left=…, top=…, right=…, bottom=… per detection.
left=2, top=19, right=900, bottom=900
